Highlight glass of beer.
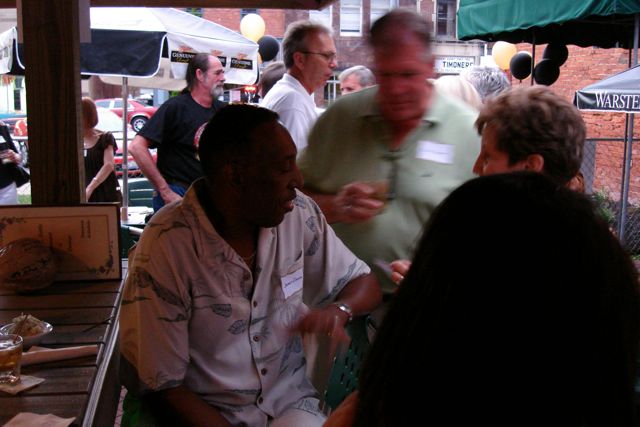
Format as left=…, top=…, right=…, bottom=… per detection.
left=0, top=334, right=23, bottom=384
left=363, top=160, right=395, bottom=205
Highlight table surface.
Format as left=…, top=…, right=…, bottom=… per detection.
left=0, top=268, right=125, bottom=426
left=121, top=206, right=152, bottom=228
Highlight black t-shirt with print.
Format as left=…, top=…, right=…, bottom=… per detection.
left=138, top=92, right=225, bottom=186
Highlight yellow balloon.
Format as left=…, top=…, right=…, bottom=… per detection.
left=492, top=41, right=517, bottom=70
left=240, top=13, right=266, bottom=42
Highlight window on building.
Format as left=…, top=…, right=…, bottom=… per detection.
left=241, top=9, right=259, bottom=19
left=13, top=89, right=20, bottom=111
left=436, top=0, right=457, bottom=39
left=309, top=6, right=332, bottom=29
left=185, top=8, right=203, bottom=18
left=324, top=72, right=340, bottom=103
left=340, top=0, right=362, bottom=36
left=370, top=0, right=397, bottom=25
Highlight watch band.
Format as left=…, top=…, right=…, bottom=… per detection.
left=332, top=301, right=353, bottom=323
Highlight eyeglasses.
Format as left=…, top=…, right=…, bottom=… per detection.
left=302, top=51, right=338, bottom=62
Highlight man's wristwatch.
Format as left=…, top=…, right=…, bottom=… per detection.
left=332, top=301, right=353, bottom=323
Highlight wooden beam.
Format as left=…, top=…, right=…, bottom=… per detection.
left=22, top=0, right=83, bottom=204
left=0, top=0, right=335, bottom=9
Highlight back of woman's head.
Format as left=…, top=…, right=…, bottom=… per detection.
left=356, top=172, right=639, bottom=426
left=81, top=97, right=98, bottom=129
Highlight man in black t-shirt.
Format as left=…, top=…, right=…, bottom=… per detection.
left=130, top=53, right=226, bottom=211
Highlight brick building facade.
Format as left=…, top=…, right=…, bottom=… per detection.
left=511, top=44, right=639, bottom=203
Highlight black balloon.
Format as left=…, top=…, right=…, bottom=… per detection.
left=542, top=43, right=569, bottom=66
left=258, top=35, right=280, bottom=62
left=509, top=52, right=532, bottom=80
left=533, top=59, right=560, bottom=85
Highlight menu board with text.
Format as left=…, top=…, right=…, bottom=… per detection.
left=0, top=204, right=121, bottom=281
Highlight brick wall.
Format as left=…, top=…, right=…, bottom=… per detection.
left=512, top=43, right=640, bottom=203
left=204, top=9, right=286, bottom=37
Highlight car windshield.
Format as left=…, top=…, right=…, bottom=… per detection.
left=96, top=107, right=126, bottom=133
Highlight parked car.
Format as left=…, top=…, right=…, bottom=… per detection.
left=9, top=107, right=128, bottom=138
left=92, top=107, right=157, bottom=177
left=95, top=98, right=157, bottom=132
left=0, top=111, right=27, bottom=134
left=8, top=108, right=155, bottom=177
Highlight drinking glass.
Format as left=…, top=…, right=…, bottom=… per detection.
left=0, top=334, right=23, bottom=384
left=362, top=159, right=395, bottom=205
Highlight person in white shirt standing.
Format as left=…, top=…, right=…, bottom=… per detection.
left=261, top=21, right=337, bottom=153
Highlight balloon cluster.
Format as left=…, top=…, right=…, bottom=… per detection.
left=240, top=13, right=281, bottom=62
left=492, top=41, right=568, bottom=86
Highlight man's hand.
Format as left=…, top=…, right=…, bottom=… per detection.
left=390, top=259, right=411, bottom=285
left=335, top=182, right=385, bottom=223
left=295, top=305, right=351, bottom=356
left=159, top=187, right=183, bottom=205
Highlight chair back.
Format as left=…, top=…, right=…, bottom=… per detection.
left=127, top=178, right=154, bottom=208
left=323, top=316, right=370, bottom=411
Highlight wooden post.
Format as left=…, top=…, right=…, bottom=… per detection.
left=20, top=0, right=84, bottom=204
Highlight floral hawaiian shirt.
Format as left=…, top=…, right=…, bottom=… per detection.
left=119, top=179, right=370, bottom=426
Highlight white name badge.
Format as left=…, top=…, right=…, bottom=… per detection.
left=416, top=140, right=455, bottom=164
left=281, top=268, right=303, bottom=299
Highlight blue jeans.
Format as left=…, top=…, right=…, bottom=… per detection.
left=152, top=183, right=187, bottom=212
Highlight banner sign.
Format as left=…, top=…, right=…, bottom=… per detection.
left=435, top=56, right=475, bottom=74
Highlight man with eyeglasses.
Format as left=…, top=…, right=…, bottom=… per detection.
left=261, top=20, right=337, bottom=152
left=299, top=9, right=480, bottom=309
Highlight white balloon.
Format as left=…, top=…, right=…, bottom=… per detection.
left=240, top=13, right=265, bottom=42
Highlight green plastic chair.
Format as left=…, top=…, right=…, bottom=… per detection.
left=121, top=392, right=161, bottom=427
left=120, top=225, right=143, bottom=259
left=127, top=177, right=154, bottom=208
left=323, top=315, right=370, bottom=411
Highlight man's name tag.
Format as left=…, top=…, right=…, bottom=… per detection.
left=281, top=268, right=303, bottom=299
left=416, top=140, right=455, bottom=164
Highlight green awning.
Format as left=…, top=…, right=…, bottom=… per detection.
left=457, top=0, right=640, bottom=48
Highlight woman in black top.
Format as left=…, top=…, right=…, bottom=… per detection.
left=83, top=97, right=119, bottom=203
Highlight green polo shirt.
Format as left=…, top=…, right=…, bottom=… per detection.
left=299, top=86, right=480, bottom=293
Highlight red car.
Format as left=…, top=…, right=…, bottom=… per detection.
left=95, top=98, right=157, bottom=132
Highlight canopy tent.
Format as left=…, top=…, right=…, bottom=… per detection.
left=0, top=7, right=259, bottom=85
left=0, top=7, right=258, bottom=208
left=457, top=0, right=640, bottom=48
left=574, top=59, right=640, bottom=244
left=99, top=58, right=186, bottom=91
left=574, top=64, right=640, bottom=113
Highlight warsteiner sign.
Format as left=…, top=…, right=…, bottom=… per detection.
left=435, top=57, right=475, bottom=74
left=574, top=65, right=640, bottom=114
left=575, top=91, right=640, bottom=113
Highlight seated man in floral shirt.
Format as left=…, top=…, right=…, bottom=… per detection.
left=119, top=104, right=381, bottom=427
